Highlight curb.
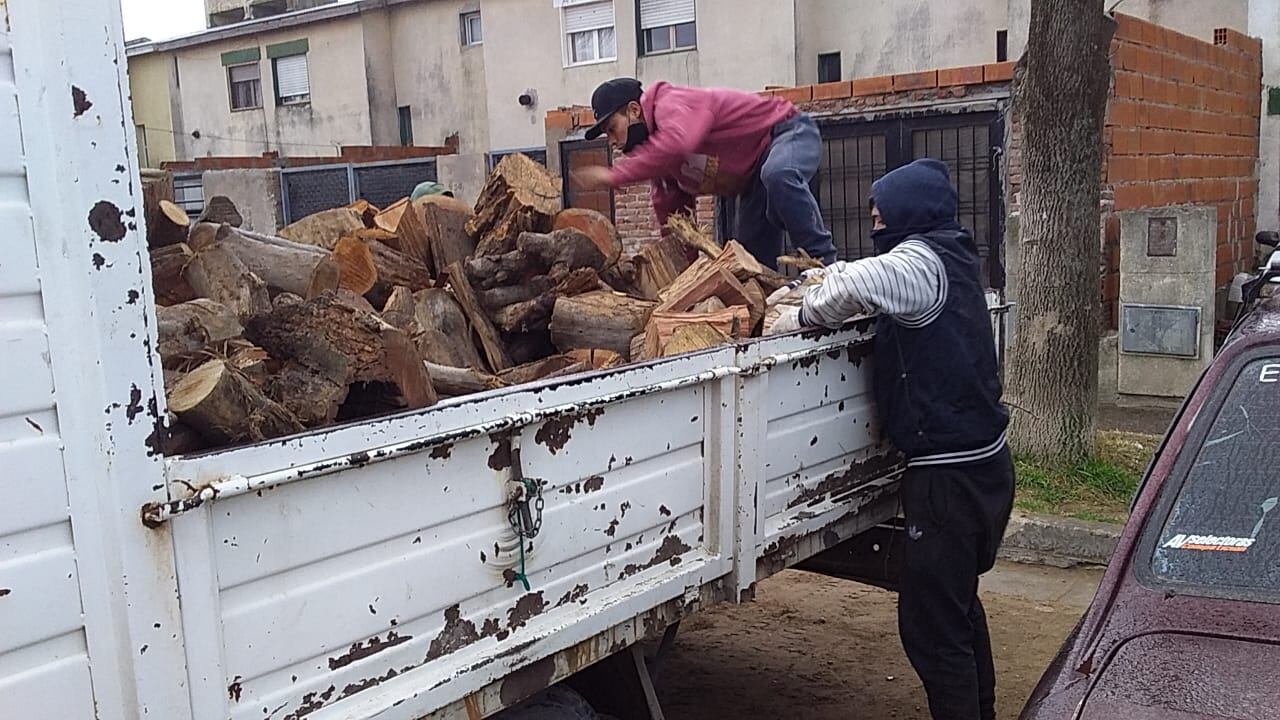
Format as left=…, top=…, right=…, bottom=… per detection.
left=999, top=511, right=1123, bottom=568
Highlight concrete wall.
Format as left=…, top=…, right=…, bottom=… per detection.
left=360, top=10, right=400, bottom=147
left=202, top=168, right=284, bottom=234
left=1252, top=2, right=1280, bottom=234
left=176, top=16, right=373, bottom=158
left=437, top=153, right=488, bottom=205
left=389, top=0, right=490, bottom=153
left=127, top=52, right=178, bottom=166
left=796, top=0, right=1007, bottom=82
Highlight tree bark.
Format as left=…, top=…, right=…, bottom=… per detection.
left=155, top=299, right=243, bottom=364
left=1006, top=0, right=1115, bottom=461
left=148, top=199, right=191, bottom=249
left=365, top=238, right=433, bottom=306
left=445, top=262, right=512, bottom=372
left=412, top=288, right=486, bottom=369
left=553, top=208, right=622, bottom=266
left=467, top=153, right=561, bottom=256
left=424, top=362, right=507, bottom=396
left=215, top=227, right=350, bottom=298
left=150, top=243, right=198, bottom=306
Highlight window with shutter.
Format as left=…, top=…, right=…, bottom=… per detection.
left=227, top=63, right=262, bottom=111
left=273, top=54, right=310, bottom=105
left=562, top=0, right=616, bottom=66
left=639, top=0, right=695, bottom=55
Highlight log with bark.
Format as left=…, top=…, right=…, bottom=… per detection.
left=244, top=293, right=437, bottom=411
left=265, top=362, right=349, bottom=426
left=464, top=229, right=606, bottom=290
left=444, top=262, right=512, bottom=372
left=424, top=362, right=507, bottom=397
left=214, top=227, right=359, bottom=298
left=419, top=195, right=477, bottom=277
left=499, top=355, right=583, bottom=386
left=553, top=208, right=622, bottom=266
left=412, top=288, right=486, bottom=369
left=467, top=153, right=561, bottom=256
left=279, top=208, right=366, bottom=250
left=550, top=291, right=656, bottom=359
left=150, top=243, right=197, bottom=306
left=182, top=242, right=271, bottom=321
left=364, top=238, right=433, bottom=305
left=168, top=359, right=304, bottom=445
left=156, top=299, right=243, bottom=364
left=380, top=286, right=418, bottom=332
left=148, top=199, right=191, bottom=249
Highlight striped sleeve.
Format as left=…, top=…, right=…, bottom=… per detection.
left=801, top=239, right=947, bottom=328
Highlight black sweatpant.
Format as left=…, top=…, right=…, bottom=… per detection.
left=897, top=448, right=1015, bottom=720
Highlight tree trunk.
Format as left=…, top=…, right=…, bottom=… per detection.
left=365, top=238, right=433, bottom=306
left=215, top=227, right=351, bottom=298
left=265, top=362, right=349, bottom=426
left=550, top=291, right=656, bottom=359
left=168, top=359, right=304, bottom=445
left=182, top=242, right=271, bottom=321
left=553, top=208, right=622, bottom=266
left=1006, top=0, right=1115, bottom=461
left=150, top=243, right=198, bottom=306
left=148, top=199, right=191, bottom=249
left=424, top=362, right=507, bottom=396
left=155, top=299, right=243, bottom=364
left=467, top=153, right=561, bottom=256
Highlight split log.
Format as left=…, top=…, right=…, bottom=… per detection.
left=643, top=306, right=751, bottom=359
left=244, top=293, right=437, bottom=410
left=634, top=236, right=691, bottom=300
left=331, top=236, right=378, bottom=295
left=662, top=324, right=730, bottom=358
left=265, top=362, right=349, bottom=426
left=148, top=199, right=191, bottom=249
left=168, top=359, right=304, bottom=445
left=424, top=362, right=507, bottom=396
left=554, top=208, right=622, bottom=266
left=412, top=288, right=486, bottom=369
left=215, top=227, right=357, bottom=298
left=186, top=221, right=231, bottom=250
left=348, top=199, right=380, bottom=228
left=445, top=262, right=511, bottom=372
left=150, top=243, right=197, bottom=306
left=365, top=239, right=433, bottom=305
left=665, top=214, right=722, bottom=261
left=550, top=291, right=656, bottom=359
left=228, top=343, right=273, bottom=387
left=374, top=198, right=410, bottom=234
left=182, top=243, right=271, bottom=321
left=381, top=286, right=418, bottom=332
left=352, top=227, right=401, bottom=251
left=542, top=362, right=592, bottom=381
left=690, top=296, right=728, bottom=314
left=656, top=265, right=751, bottom=315
left=565, top=348, right=624, bottom=370
left=279, top=208, right=366, bottom=250
left=630, top=334, right=648, bottom=363
left=394, top=200, right=433, bottom=271
left=493, top=294, right=557, bottom=334
left=601, top=259, right=639, bottom=295
left=155, top=299, right=243, bottom=366
left=419, top=195, right=477, bottom=277
left=333, top=288, right=377, bottom=314
left=499, top=355, right=582, bottom=386
left=467, top=153, right=561, bottom=256
left=196, top=196, right=243, bottom=228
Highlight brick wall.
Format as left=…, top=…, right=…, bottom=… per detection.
left=1103, top=13, right=1263, bottom=327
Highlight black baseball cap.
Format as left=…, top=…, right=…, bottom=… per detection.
left=584, top=78, right=643, bottom=140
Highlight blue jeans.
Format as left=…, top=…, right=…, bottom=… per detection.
left=735, top=113, right=837, bottom=269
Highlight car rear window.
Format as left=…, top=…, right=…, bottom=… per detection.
left=1151, top=357, right=1280, bottom=595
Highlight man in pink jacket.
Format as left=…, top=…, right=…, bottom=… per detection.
left=574, top=78, right=837, bottom=269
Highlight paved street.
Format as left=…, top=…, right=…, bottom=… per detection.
left=656, top=561, right=1104, bottom=719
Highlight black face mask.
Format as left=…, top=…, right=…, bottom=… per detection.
left=622, top=120, right=650, bottom=153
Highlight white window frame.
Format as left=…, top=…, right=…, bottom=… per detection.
left=638, top=0, right=696, bottom=56
left=272, top=53, right=310, bottom=106
left=461, top=10, right=483, bottom=46
left=560, top=0, right=617, bottom=68
left=227, top=62, right=262, bottom=112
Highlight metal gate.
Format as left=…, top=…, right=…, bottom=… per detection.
left=280, top=157, right=438, bottom=223
left=816, top=112, right=1005, bottom=288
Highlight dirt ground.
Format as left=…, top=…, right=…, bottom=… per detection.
left=653, top=561, right=1103, bottom=720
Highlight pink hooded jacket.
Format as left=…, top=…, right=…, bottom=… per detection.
left=608, top=82, right=797, bottom=224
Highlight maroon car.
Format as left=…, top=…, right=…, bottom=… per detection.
left=1020, top=293, right=1280, bottom=720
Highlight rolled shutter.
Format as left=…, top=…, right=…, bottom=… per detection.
left=639, top=0, right=694, bottom=29
left=274, top=54, right=309, bottom=99
left=563, top=0, right=613, bottom=33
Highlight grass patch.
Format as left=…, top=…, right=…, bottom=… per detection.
left=1013, top=431, right=1159, bottom=524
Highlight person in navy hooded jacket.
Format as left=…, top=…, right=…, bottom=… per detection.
left=772, top=159, right=1014, bottom=720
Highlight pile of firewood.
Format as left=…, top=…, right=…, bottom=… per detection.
left=147, top=153, right=789, bottom=454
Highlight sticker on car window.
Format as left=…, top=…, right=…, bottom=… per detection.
left=1162, top=534, right=1255, bottom=552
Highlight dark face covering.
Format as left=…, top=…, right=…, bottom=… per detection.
left=622, top=120, right=650, bottom=153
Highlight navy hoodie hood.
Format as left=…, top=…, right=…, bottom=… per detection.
left=870, top=159, right=962, bottom=254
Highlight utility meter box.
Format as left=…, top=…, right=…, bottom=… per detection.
left=1117, top=207, right=1216, bottom=399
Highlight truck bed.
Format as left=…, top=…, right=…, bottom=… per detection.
left=155, top=324, right=899, bottom=720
